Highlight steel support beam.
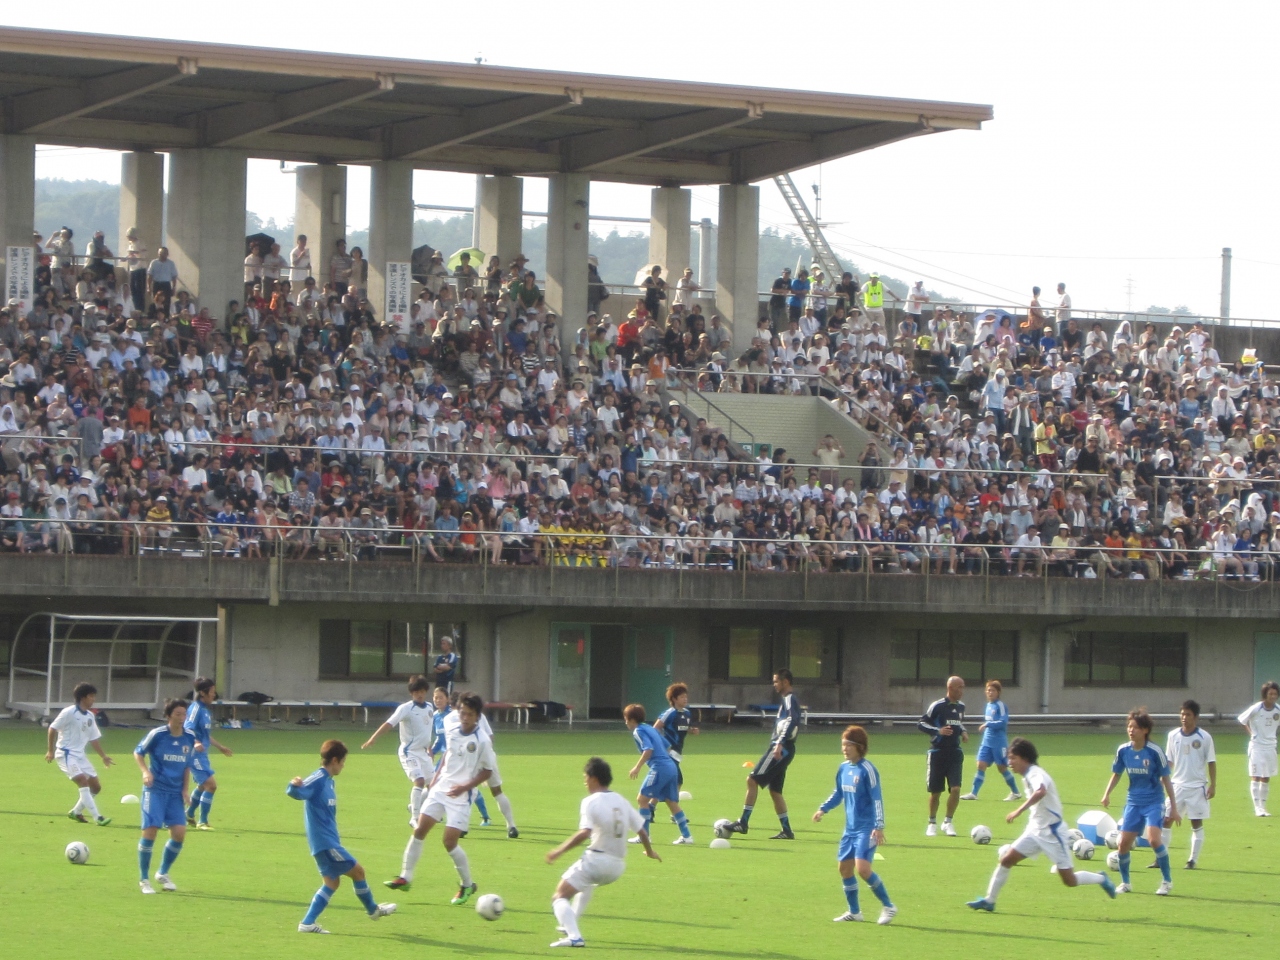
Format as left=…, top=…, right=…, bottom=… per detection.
left=10, top=61, right=195, bottom=133
left=387, top=92, right=580, bottom=160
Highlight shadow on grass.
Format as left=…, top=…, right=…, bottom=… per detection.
left=892, top=922, right=1098, bottom=945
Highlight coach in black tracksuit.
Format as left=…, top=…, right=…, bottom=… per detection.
left=918, top=675, right=967, bottom=836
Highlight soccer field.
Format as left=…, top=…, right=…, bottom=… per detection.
left=4, top=722, right=1275, bottom=959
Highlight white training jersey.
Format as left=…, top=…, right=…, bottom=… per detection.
left=579, top=789, right=645, bottom=860
left=1238, top=701, right=1280, bottom=749
left=50, top=704, right=101, bottom=754
left=386, top=699, right=435, bottom=752
left=1165, top=727, right=1216, bottom=787
left=444, top=710, right=493, bottom=740
left=1021, top=764, right=1064, bottom=831
left=433, top=723, right=496, bottom=791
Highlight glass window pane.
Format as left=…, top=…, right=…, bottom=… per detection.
left=983, top=632, right=1017, bottom=684
left=919, top=630, right=950, bottom=682
left=555, top=628, right=586, bottom=669
left=889, top=631, right=919, bottom=682
left=950, top=631, right=983, bottom=683
left=1122, top=635, right=1154, bottom=686
left=389, top=622, right=428, bottom=676
left=1152, top=636, right=1186, bottom=686
left=1090, top=635, right=1123, bottom=685
left=1065, top=636, right=1091, bottom=683
left=729, top=627, right=764, bottom=679
left=349, top=621, right=387, bottom=676
left=789, top=628, right=824, bottom=679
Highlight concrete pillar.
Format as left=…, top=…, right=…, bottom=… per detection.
left=119, top=151, right=164, bottom=254
left=648, top=186, right=692, bottom=288
left=166, top=148, right=247, bottom=320
left=717, top=183, right=760, bottom=356
left=545, top=173, right=590, bottom=324
left=0, top=134, right=36, bottom=298
left=478, top=175, right=524, bottom=270
left=294, top=164, right=347, bottom=287
left=366, top=160, right=414, bottom=317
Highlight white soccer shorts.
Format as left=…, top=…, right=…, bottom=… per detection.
left=56, top=750, right=97, bottom=780
left=419, top=788, right=473, bottom=831
left=486, top=754, right=503, bottom=789
left=561, top=850, right=626, bottom=891
left=1167, top=783, right=1211, bottom=821
left=399, top=748, right=435, bottom=782
left=1011, top=823, right=1073, bottom=872
left=1248, top=745, right=1279, bottom=779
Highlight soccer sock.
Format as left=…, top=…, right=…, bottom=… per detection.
left=1262, top=782, right=1271, bottom=807
left=640, top=805, right=655, bottom=834
left=475, top=793, right=490, bottom=820
left=352, top=879, right=378, bottom=914
left=159, top=840, right=182, bottom=875
left=448, top=845, right=472, bottom=886
left=779, top=813, right=791, bottom=833
left=199, top=791, right=214, bottom=824
left=553, top=897, right=582, bottom=941
left=985, top=865, right=1010, bottom=903
left=495, top=793, right=516, bottom=828
left=186, top=789, right=203, bottom=820
left=571, top=888, right=593, bottom=917
left=78, top=786, right=100, bottom=820
left=866, top=872, right=893, bottom=907
left=409, top=786, right=423, bottom=817
left=1249, top=781, right=1260, bottom=807
left=401, top=836, right=424, bottom=881
left=970, top=769, right=986, bottom=795
left=1074, top=870, right=1105, bottom=886
left=302, top=884, right=333, bottom=924
left=1002, top=769, right=1019, bottom=793
left=1160, top=827, right=1172, bottom=849
left=138, top=838, right=154, bottom=881
left=1190, top=827, right=1204, bottom=861
left=71, top=791, right=84, bottom=815
left=740, top=805, right=753, bottom=827
left=1154, top=843, right=1171, bottom=883
left=1118, top=852, right=1131, bottom=884
left=842, top=876, right=860, bottom=915
left=674, top=810, right=691, bottom=839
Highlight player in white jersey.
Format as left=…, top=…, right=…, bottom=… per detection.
left=545, top=756, right=660, bottom=948
left=967, top=737, right=1114, bottom=911
left=362, top=675, right=435, bottom=826
left=386, top=692, right=494, bottom=905
left=443, top=693, right=519, bottom=837
left=45, top=681, right=114, bottom=825
left=1155, top=699, right=1215, bottom=868
left=1238, top=681, right=1280, bottom=816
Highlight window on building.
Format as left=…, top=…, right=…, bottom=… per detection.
left=429, top=623, right=467, bottom=683
left=1066, top=633, right=1186, bottom=687
left=319, top=620, right=434, bottom=680
left=709, top=625, right=840, bottom=682
left=787, top=628, right=839, bottom=682
left=890, top=629, right=1019, bottom=685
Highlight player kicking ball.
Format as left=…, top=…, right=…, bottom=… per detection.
left=1238, top=681, right=1279, bottom=816
left=133, top=699, right=198, bottom=894
left=545, top=756, right=661, bottom=948
left=386, top=692, right=494, bottom=904
left=960, top=680, right=1020, bottom=802
left=184, top=678, right=234, bottom=830
left=1150, top=699, right=1214, bottom=870
left=966, top=737, right=1115, bottom=912
left=1101, top=708, right=1180, bottom=895
left=287, top=739, right=396, bottom=933
left=624, top=704, right=693, bottom=844
left=811, top=725, right=897, bottom=925
left=46, top=681, right=114, bottom=826
left=361, top=675, right=435, bottom=827
left=725, top=670, right=800, bottom=839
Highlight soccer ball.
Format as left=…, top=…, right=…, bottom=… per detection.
left=475, top=893, right=504, bottom=921
left=1072, top=838, right=1095, bottom=861
left=1065, top=828, right=1085, bottom=845
left=679, top=790, right=693, bottom=801
left=970, top=825, right=993, bottom=845
left=1104, top=829, right=1121, bottom=850
left=713, top=818, right=734, bottom=839
left=709, top=837, right=731, bottom=849
left=1106, top=850, right=1121, bottom=871
left=65, top=841, right=90, bottom=864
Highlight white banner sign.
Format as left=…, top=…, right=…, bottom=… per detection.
left=5, top=245, right=34, bottom=316
left=385, top=261, right=411, bottom=329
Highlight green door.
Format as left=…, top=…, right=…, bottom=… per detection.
left=549, top=623, right=591, bottom=714
left=626, top=625, right=674, bottom=718
left=1255, top=633, right=1280, bottom=694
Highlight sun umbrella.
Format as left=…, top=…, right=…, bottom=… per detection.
left=447, top=247, right=485, bottom=272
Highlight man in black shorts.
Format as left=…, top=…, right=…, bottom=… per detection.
left=919, top=675, right=967, bottom=837
left=726, top=670, right=799, bottom=839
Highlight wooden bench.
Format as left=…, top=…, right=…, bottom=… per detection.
left=261, top=700, right=368, bottom=723
left=485, top=701, right=535, bottom=725
left=687, top=703, right=736, bottom=723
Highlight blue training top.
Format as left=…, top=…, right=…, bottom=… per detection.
left=183, top=699, right=213, bottom=752
left=981, top=699, right=1009, bottom=747
left=134, top=725, right=197, bottom=794
left=819, top=758, right=885, bottom=834
left=431, top=705, right=451, bottom=756
left=1111, top=740, right=1171, bottom=806
left=656, top=706, right=692, bottom=755
left=286, top=767, right=342, bottom=855
left=632, top=723, right=676, bottom=771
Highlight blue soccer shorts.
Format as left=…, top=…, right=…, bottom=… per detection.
left=641, top=764, right=680, bottom=803
left=1121, top=800, right=1165, bottom=834
left=191, top=753, right=215, bottom=786
left=837, top=830, right=876, bottom=863
left=977, top=742, right=1008, bottom=766
left=314, top=846, right=358, bottom=878
left=141, top=789, right=186, bottom=829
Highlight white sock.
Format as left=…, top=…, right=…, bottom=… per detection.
left=495, top=793, right=516, bottom=829
left=448, top=845, right=472, bottom=886
left=572, top=887, right=594, bottom=917
left=1190, top=827, right=1204, bottom=861
left=71, top=793, right=84, bottom=814
left=553, top=898, right=582, bottom=941
left=1262, top=782, right=1271, bottom=806
left=1251, top=781, right=1261, bottom=806
left=401, top=836, right=424, bottom=881
left=1160, top=826, right=1172, bottom=848
left=78, top=787, right=100, bottom=819
left=986, top=865, right=1010, bottom=903
left=1074, top=870, right=1104, bottom=886
left=409, top=786, right=423, bottom=816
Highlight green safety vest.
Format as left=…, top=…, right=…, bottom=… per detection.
left=864, top=282, right=884, bottom=308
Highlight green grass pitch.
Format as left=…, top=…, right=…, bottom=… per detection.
left=3, top=723, right=1277, bottom=959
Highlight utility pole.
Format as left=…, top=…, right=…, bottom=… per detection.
left=1220, top=247, right=1232, bottom=321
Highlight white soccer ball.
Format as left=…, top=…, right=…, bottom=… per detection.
left=65, top=841, right=90, bottom=864
left=120, top=794, right=140, bottom=805
left=475, top=893, right=504, bottom=921
left=1106, top=850, right=1121, bottom=871
left=709, top=837, right=732, bottom=849
left=1065, top=828, right=1084, bottom=845
left=1104, top=829, right=1121, bottom=850
left=713, top=818, right=734, bottom=839
left=679, top=790, right=692, bottom=801
left=1072, top=838, right=1095, bottom=861
left=970, top=824, right=993, bottom=845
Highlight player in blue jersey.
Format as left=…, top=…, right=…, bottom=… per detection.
left=1101, top=708, right=1181, bottom=896
left=624, top=704, right=693, bottom=844
left=184, top=677, right=234, bottom=830
left=812, top=725, right=897, bottom=925
left=654, top=682, right=699, bottom=787
left=288, top=739, right=397, bottom=933
left=133, top=698, right=197, bottom=894
left=960, top=680, right=1020, bottom=801
left=726, top=670, right=800, bottom=839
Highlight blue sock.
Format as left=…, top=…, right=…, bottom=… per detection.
left=476, top=793, right=490, bottom=820
left=159, top=840, right=182, bottom=875
left=353, top=879, right=378, bottom=914
left=1118, top=852, right=1131, bottom=884
left=842, top=876, right=860, bottom=915
left=779, top=814, right=791, bottom=833
left=674, top=811, right=691, bottom=839
left=1154, top=843, right=1171, bottom=883
left=1002, top=769, right=1019, bottom=793
left=199, top=792, right=214, bottom=824
left=641, top=805, right=654, bottom=832
left=138, top=838, right=154, bottom=881
left=740, top=805, right=753, bottom=827
left=971, top=769, right=986, bottom=795
left=185, top=790, right=202, bottom=819
left=302, top=884, right=334, bottom=924
left=867, top=872, right=893, bottom=908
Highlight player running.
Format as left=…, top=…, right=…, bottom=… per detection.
left=625, top=704, right=692, bottom=844
left=966, top=737, right=1115, bottom=911
left=919, top=675, right=967, bottom=836
left=1238, top=681, right=1279, bottom=816
left=1150, top=700, right=1215, bottom=869
left=287, top=739, right=397, bottom=933
left=960, top=680, right=1020, bottom=802
left=133, top=698, right=198, bottom=894
left=545, top=757, right=661, bottom=948
left=443, top=694, right=519, bottom=837
left=386, top=692, right=493, bottom=904
left=1101, top=708, right=1181, bottom=895
left=184, top=677, right=234, bottom=830
left=725, top=669, right=800, bottom=839
left=361, top=675, right=436, bottom=827
left=45, top=681, right=114, bottom=826
left=654, top=682, right=699, bottom=788
left=811, top=725, right=897, bottom=925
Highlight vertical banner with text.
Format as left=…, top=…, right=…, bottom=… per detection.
left=385, top=261, right=411, bottom=330
left=5, top=246, right=34, bottom=316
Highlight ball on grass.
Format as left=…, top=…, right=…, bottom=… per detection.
left=679, top=790, right=692, bottom=801
left=1106, top=850, right=1121, bottom=871
left=475, top=893, right=504, bottom=921
left=120, top=794, right=139, bottom=805
left=713, top=818, right=734, bottom=839
left=709, top=838, right=731, bottom=849
left=970, top=824, right=992, bottom=844
left=1072, top=838, right=1095, bottom=861
left=65, top=841, right=90, bottom=864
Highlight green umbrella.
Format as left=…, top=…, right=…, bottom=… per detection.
left=447, top=247, right=485, bottom=272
